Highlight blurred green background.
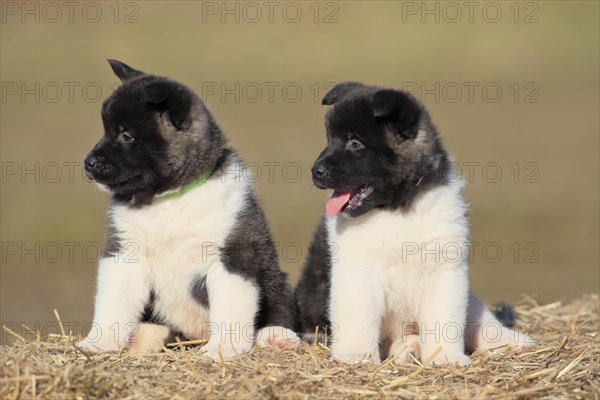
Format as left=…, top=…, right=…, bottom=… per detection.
left=1, top=1, right=598, bottom=340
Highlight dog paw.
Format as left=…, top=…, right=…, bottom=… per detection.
left=511, top=332, right=536, bottom=350
left=478, top=327, right=536, bottom=352
left=499, top=331, right=536, bottom=352
left=76, top=337, right=122, bottom=353
left=202, top=339, right=253, bottom=361
left=332, top=351, right=380, bottom=363
left=255, top=326, right=300, bottom=351
left=389, top=334, right=421, bottom=364
left=428, top=348, right=471, bottom=366
left=127, top=323, right=171, bottom=353
left=331, top=343, right=380, bottom=363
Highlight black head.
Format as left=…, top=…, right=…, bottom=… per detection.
left=84, top=60, right=225, bottom=206
left=312, top=82, right=450, bottom=218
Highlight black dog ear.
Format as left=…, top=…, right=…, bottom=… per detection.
left=142, top=81, right=192, bottom=130
left=108, top=59, right=144, bottom=82
left=373, top=89, right=422, bottom=139
left=322, top=82, right=366, bottom=105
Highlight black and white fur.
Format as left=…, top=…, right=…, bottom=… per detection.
left=295, top=82, right=534, bottom=365
left=78, top=60, right=299, bottom=359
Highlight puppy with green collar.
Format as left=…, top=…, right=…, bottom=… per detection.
left=78, top=60, right=299, bottom=359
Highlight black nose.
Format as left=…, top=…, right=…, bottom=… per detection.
left=311, top=164, right=327, bottom=179
left=84, top=155, right=98, bottom=170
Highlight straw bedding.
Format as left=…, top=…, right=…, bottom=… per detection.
left=1, top=294, right=598, bottom=399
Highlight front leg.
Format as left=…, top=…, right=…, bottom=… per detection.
left=329, top=261, right=385, bottom=363
left=418, top=266, right=471, bottom=366
left=78, top=256, right=150, bottom=352
left=202, top=262, right=258, bottom=360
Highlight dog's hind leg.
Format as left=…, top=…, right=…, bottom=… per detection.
left=465, top=291, right=535, bottom=353
left=389, top=334, right=421, bottom=365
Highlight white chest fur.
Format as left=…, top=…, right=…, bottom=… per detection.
left=326, top=180, right=471, bottom=357
left=107, top=164, right=250, bottom=338
left=324, top=179, right=532, bottom=365
left=327, top=180, right=469, bottom=273
left=112, top=170, right=248, bottom=271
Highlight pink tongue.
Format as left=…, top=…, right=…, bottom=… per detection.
left=326, top=191, right=352, bottom=218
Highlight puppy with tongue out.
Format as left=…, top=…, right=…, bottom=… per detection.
left=326, top=187, right=374, bottom=218
left=295, top=82, right=534, bottom=366
left=326, top=191, right=350, bottom=218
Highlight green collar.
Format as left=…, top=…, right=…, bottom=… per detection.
left=157, top=165, right=215, bottom=200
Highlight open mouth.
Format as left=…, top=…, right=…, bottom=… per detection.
left=325, top=185, right=374, bottom=218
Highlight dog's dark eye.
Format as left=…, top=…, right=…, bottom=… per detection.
left=120, top=132, right=134, bottom=143
left=346, top=139, right=365, bottom=151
